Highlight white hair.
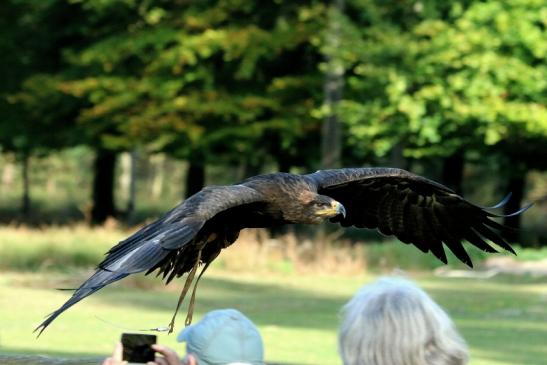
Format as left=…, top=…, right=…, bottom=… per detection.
left=338, top=277, right=469, bottom=365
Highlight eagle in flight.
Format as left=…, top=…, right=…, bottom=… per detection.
left=35, top=167, right=530, bottom=335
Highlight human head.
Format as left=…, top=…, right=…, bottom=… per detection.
left=338, top=277, right=469, bottom=365
left=177, top=308, right=264, bottom=365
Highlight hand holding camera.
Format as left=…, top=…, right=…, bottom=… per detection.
left=102, top=333, right=190, bottom=365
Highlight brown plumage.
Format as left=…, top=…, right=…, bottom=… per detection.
left=35, top=167, right=530, bottom=336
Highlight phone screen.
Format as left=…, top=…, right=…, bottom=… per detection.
left=121, top=333, right=157, bottom=363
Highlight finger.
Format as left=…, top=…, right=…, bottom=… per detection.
left=113, top=342, right=124, bottom=361
left=153, top=357, right=169, bottom=365
left=102, top=356, right=127, bottom=365
left=151, top=344, right=167, bottom=353
left=151, top=346, right=180, bottom=365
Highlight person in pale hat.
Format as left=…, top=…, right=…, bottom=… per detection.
left=103, top=309, right=264, bottom=365
left=175, top=308, right=264, bottom=365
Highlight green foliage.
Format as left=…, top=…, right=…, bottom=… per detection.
left=38, top=0, right=330, bottom=169
left=340, top=0, right=547, bottom=161
left=3, top=0, right=546, bottom=170
left=0, top=0, right=85, bottom=157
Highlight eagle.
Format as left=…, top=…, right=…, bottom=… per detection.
left=35, top=167, right=530, bottom=335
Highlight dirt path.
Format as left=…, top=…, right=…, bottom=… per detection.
left=435, top=257, right=547, bottom=278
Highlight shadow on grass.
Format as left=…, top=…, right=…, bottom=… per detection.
left=0, top=352, right=297, bottom=365
left=0, top=348, right=103, bottom=359
left=0, top=348, right=296, bottom=365
left=459, top=323, right=547, bottom=365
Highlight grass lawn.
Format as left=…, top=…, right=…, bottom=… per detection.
left=0, top=268, right=546, bottom=365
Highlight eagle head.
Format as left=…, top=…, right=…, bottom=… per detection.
left=303, top=194, right=346, bottom=224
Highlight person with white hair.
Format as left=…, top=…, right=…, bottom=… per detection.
left=338, top=277, right=469, bottom=365
left=103, top=308, right=264, bottom=365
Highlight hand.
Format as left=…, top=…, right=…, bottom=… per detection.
left=102, top=342, right=127, bottom=365
left=147, top=344, right=183, bottom=365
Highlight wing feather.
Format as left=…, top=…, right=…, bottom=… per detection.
left=425, top=228, right=448, bottom=264
left=412, top=205, right=434, bottom=253
left=390, top=191, right=406, bottom=241
left=377, top=192, right=394, bottom=236
left=465, top=228, right=498, bottom=253
left=474, top=224, right=516, bottom=255
left=432, top=203, right=473, bottom=267
left=310, top=167, right=528, bottom=267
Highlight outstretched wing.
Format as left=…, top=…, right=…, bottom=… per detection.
left=307, top=168, right=530, bottom=267
left=35, top=184, right=265, bottom=336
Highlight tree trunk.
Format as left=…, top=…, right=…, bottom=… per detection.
left=277, top=155, right=292, bottom=173
left=389, top=143, right=407, bottom=169
left=321, top=0, right=344, bottom=169
left=151, top=154, right=165, bottom=200
left=21, top=153, right=30, bottom=217
left=91, top=148, right=117, bottom=224
left=127, top=150, right=137, bottom=215
left=441, top=150, right=464, bottom=195
left=503, top=171, right=526, bottom=244
left=237, top=159, right=262, bottom=181
left=1, top=161, right=15, bottom=194
left=185, top=161, right=205, bottom=198
left=119, top=152, right=135, bottom=215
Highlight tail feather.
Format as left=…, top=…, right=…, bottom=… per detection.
left=35, top=216, right=205, bottom=336
left=34, top=270, right=128, bottom=337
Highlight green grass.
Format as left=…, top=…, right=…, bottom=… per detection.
left=0, top=270, right=546, bottom=365
left=0, top=226, right=126, bottom=271
left=0, top=226, right=546, bottom=364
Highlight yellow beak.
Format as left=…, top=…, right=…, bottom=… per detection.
left=316, top=201, right=346, bottom=218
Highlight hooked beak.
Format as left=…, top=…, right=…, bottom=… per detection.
left=336, top=202, right=346, bottom=218
left=316, top=201, right=346, bottom=219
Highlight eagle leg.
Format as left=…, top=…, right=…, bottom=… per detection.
left=185, top=260, right=212, bottom=326
left=167, top=249, right=202, bottom=334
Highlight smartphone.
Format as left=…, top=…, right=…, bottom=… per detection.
left=121, top=333, right=157, bottom=363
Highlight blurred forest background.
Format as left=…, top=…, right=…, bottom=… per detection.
left=1, top=1, right=547, bottom=364
left=0, top=0, right=546, bottom=245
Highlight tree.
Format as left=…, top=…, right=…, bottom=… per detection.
left=0, top=0, right=82, bottom=215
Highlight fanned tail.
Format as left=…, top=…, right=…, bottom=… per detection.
left=34, top=270, right=129, bottom=337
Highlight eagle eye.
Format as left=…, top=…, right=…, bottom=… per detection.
left=313, top=201, right=329, bottom=208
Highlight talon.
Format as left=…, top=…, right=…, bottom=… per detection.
left=185, top=261, right=211, bottom=326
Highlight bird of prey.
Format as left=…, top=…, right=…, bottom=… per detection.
left=35, top=167, right=530, bottom=336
